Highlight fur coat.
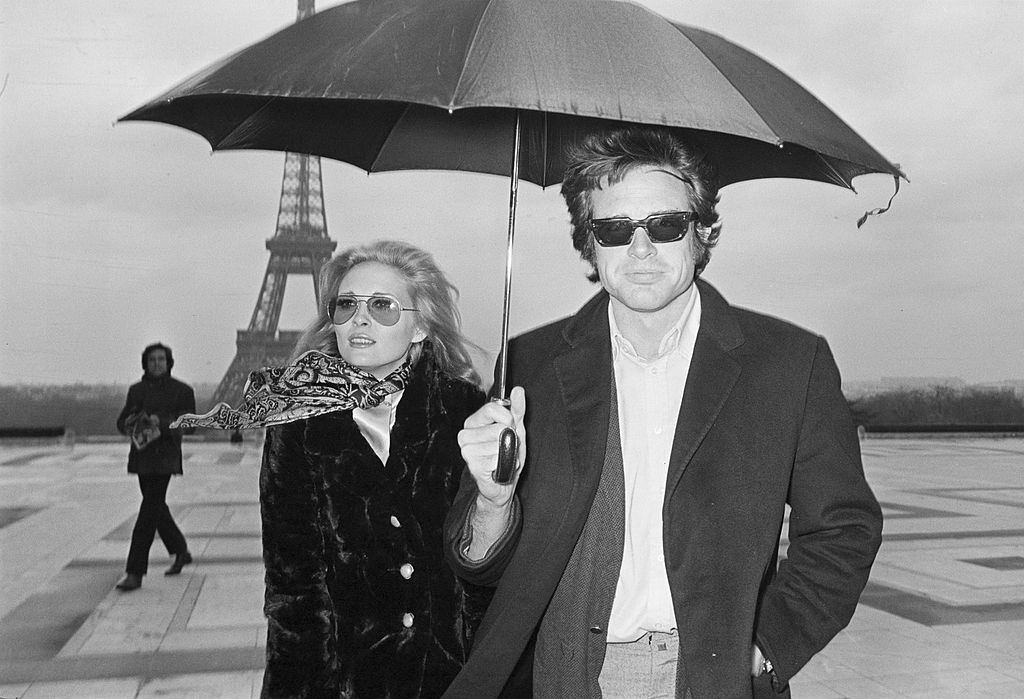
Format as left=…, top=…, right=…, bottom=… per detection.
left=260, top=350, right=490, bottom=698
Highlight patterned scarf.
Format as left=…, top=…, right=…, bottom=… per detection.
left=171, top=350, right=414, bottom=431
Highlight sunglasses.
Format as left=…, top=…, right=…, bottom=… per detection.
left=328, top=294, right=419, bottom=327
left=588, top=211, right=698, bottom=247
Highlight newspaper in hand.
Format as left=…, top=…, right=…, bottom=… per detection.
left=126, top=412, right=160, bottom=450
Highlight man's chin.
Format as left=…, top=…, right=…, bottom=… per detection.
left=612, top=294, right=670, bottom=314
left=610, top=284, right=693, bottom=315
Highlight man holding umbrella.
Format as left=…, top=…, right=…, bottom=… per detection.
left=447, top=125, right=883, bottom=697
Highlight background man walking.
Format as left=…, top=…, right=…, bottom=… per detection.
left=115, top=342, right=195, bottom=591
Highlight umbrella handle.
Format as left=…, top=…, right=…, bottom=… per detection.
left=488, top=393, right=519, bottom=486
left=492, top=427, right=518, bottom=484
left=488, top=397, right=518, bottom=484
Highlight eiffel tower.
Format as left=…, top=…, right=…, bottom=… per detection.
left=211, top=0, right=335, bottom=410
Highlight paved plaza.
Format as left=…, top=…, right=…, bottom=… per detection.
left=0, top=436, right=1022, bottom=697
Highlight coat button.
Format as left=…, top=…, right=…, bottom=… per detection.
left=589, top=626, right=602, bottom=634
left=400, top=563, right=414, bottom=579
left=402, top=613, right=414, bottom=628
left=390, top=515, right=401, bottom=528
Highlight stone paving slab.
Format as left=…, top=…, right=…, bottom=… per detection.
left=1, top=436, right=1022, bottom=696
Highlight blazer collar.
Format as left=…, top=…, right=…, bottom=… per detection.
left=553, top=280, right=746, bottom=489
left=561, top=288, right=611, bottom=349
left=692, top=278, right=744, bottom=352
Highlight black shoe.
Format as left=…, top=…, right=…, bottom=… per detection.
left=116, top=573, right=142, bottom=591
left=165, top=551, right=193, bottom=576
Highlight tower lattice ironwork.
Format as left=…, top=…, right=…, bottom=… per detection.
left=211, top=0, right=334, bottom=408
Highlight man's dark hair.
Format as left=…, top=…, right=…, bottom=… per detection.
left=560, top=125, right=722, bottom=282
left=141, top=342, right=174, bottom=373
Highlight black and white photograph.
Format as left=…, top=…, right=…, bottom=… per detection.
left=2, top=1, right=1022, bottom=696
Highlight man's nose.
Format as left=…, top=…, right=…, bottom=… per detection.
left=628, top=227, right=656, bottom=258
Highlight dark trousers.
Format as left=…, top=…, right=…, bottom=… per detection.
left=125, top=473, right=188, bottom=576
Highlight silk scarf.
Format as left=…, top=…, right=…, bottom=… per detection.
left=171, top=350, right=413, bottom=431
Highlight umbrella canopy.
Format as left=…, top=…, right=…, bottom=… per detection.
left=121, top=0, right=904, bottom=189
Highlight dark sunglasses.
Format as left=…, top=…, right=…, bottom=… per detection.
left=328, top=294, right=419, bottom=327
left=588, top=211, right=698, bottom=247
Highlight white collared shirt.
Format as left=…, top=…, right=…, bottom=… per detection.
left=352, top=390, right=404, bottom=466
left=606, top=285, right=701, bottom=643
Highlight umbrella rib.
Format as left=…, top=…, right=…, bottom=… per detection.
left=366, top=103, right=415, bottom=172
left=677, top=26, right=855, bottom=191
left=813, top=151, right=855, bottom=190
left=676, top=28, right=781, bottom=146
left=449, top=0, right=500, bottom=107
left=211, top=96, right=280, bottom=150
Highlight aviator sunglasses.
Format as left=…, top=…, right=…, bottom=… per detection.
left=328, top=294, right=419, bottom=327
left=588, top=211, right=699, bottom=247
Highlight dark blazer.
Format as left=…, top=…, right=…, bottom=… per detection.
left=116, top=374, right=195, bottom=475
left=445, top=279, right=882, bottom=698
left=260, top=352, right=491, bottom=698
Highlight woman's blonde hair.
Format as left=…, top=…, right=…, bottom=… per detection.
left=293, top=240, right=480, bottom=384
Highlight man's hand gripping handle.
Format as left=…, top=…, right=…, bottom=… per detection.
left=492, top=397, right=518, bottom=484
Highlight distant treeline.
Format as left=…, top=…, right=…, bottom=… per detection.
left=0, top=384, right=217, bottom=436
left=848, top=386, right=1024, bottom=429
left=1, top=383, right=1023, bottom=436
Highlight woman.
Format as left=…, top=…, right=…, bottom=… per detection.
left=259, top=240, right=489, bottom=698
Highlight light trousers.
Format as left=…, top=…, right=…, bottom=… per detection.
left=598, top=630, right=679, bottom=698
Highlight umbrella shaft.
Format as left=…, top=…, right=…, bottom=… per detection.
left=497, top=113, right=520, bottom=399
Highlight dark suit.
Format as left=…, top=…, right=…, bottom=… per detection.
left=445, top=279, right=882, bottom=697
left=116, top=373, right=195, bottom=576
left=116, top=374, right=195, bottom=476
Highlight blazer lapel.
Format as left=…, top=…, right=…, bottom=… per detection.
left=478, top=294, right=612, bottom=641
left=554, top=292, right=613, bottom=480
left=666, top=280, right=744, bottom=498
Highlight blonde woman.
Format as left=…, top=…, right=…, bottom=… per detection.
left=258, top=241, right=488, bottom=697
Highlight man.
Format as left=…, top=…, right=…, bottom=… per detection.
left=114, top=342, right=196, bottom=591
left=445, top=126, right=882, bottom=697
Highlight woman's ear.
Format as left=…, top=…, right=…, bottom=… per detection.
left=412, top=326, right=428, bottom=344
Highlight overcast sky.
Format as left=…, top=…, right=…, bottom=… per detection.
left=2, top=1, right=1022, bottom=388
